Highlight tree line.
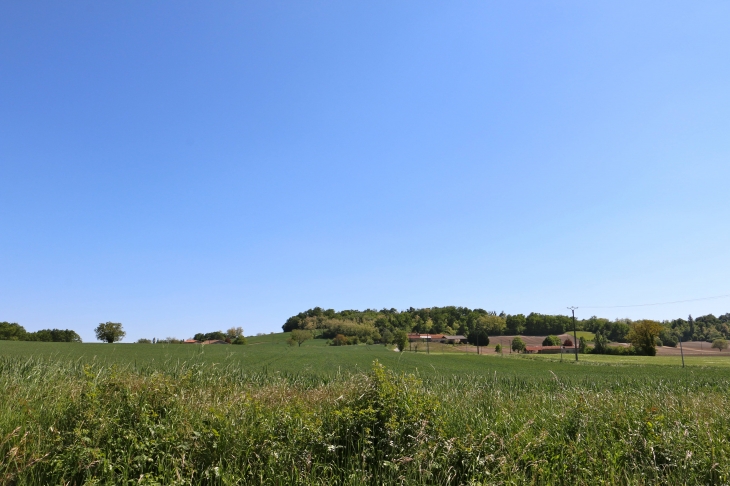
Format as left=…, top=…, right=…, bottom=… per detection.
left=0, top=322, right=82, bottom=342
left=282, top=306, right=730, bottom=347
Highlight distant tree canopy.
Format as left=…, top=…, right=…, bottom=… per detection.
left=194, top=331, right=227, bottom=342
left=282, top=307, right=730, bottom=347
left=0, top=322, right=81, bottom=342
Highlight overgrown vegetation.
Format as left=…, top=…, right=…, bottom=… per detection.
left=3, top=349, right=730, bottom=485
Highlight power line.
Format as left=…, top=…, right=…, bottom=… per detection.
left=580, top=293, right=730, bottom=309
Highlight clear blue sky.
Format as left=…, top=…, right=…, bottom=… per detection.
left=2, top=2, right=729, bottom=342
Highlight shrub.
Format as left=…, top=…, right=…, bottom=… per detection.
left=329, top=361, right=442, bottom=469
left=232, top=336, right=247, bottom=345
left=542, top=335, right=561, bottom=346
left=495, top=343, right=502, bottom=353
left=136, top=338, right=152, bottom=343
left=331, top=334, right=348, bottom=346
left=563, top=338, right=573, bottom=347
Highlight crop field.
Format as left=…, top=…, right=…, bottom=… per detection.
left=3, top=334, right=730, bottom=484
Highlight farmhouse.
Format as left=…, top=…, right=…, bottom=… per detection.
left=407, top=334, right=468, bottom=344
left=407, top=333, right=445, bottom=342
left=442, top=335, right=468, bottom=344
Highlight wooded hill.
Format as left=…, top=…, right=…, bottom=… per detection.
left=283, top=307, right=730, bottom=346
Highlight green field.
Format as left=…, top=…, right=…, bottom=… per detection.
left=3, top=334, right=730, bottom=484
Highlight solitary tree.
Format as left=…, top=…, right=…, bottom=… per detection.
left=712, top=339, right=728, bottom=352
left=394, top=330, right=408, bottom=352
left=291, top=329, right=313, bottom=347
left=579, top=337, right=588, bottom=354
left=593, top=331, right=609, bottom=354
left=627, top=320, right=663, bottom=356
left=95, top=322, right=125, bottom=343
left=511, top=336, right=526, bottom=353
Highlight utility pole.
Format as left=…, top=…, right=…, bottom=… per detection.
left=679, top=335, right=685, bottom=368
left=568, top=307, right=579, bottom=362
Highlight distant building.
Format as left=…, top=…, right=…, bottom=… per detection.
left=407, top=333, right=445, bottom=342
left=524, top=345, right=576, bottom=354
left=442, top=335, right=468, bottom=344
left=202, top=339, right=229, bottom=345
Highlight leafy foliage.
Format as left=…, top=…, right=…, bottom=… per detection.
left=627, top=320, right=663, bottom=356
left=511, top=336, right=526, bottom=352
left=5, top=354, right=730, bottom=484
left=542, top=335, right=561, bottom=346
left=94, top=322, right=125, bottom=343
left=712, top=339, right=728, bottom=351
left=0, top=322, right=81, bottom=342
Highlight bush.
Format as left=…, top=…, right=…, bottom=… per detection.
left=542, top=335, right=561, bottom=346
left=232, top=336, right=247, bottom=345
left=495, top=343, right=502, bottom=353
left=331, top=334, right=348, bottom=346
left=330, top=361, right=442, bottom=469
left=136, top=338, right=152, bottom=344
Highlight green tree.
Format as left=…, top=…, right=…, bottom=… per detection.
left=0, top=322, right=27, bottom=341
left=381, top=328, right=394, bottom=345
left=511, top=336, right=526, bottom=353
left=627, top=320, right=662, bottom=356
left=478, top=314, right=506, bottom=335
left=226, top=327, right=244, bottom=339
left=712, top=339, right=728, bottom=351
left=94, top=322, right=125, bottom=343
left=542, top=335, right=560, bottom=346
left=593, top=331, right=609, bottom=354
left=291, top=329, right=313, bottom=347
left=394, top=330, right=408, bottom=352
left=506, top=314, right=526, bottom=334
left=495, top=343, right=502, bottom=353
left=579, top=336, right=588, bottom=354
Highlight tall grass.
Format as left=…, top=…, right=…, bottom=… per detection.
left=2, top=355, right=730, bottom=484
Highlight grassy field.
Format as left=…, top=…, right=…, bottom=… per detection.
left=3, top=334, right=730, bottom=484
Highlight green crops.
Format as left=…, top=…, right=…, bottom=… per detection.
left=2, top=355, right=730, bottom=485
